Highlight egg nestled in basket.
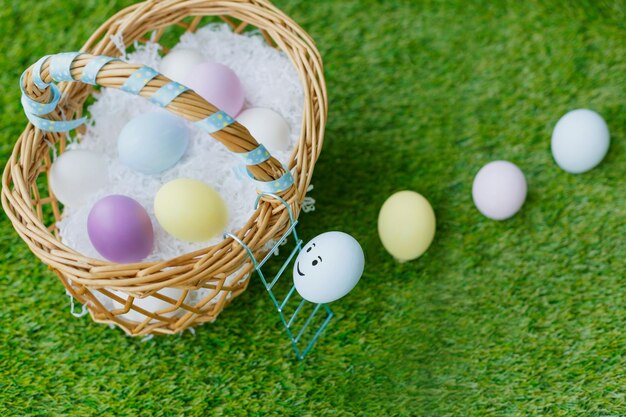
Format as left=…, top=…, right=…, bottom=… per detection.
left=118, top=111, right=189, bottom=175
left=184, top=61, right=246, bottom=117
left=154, top=179, right=228, bottom=242
left=49, top=149, right=109, bottom=206
left=87, top=195, right=154, bottom=263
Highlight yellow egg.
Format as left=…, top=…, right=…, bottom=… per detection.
left=378, top=190, right=436, bottom=262
left=154, top=179, right=227, bottom=242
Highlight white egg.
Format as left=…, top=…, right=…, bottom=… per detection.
left=49, top=149, right=109, bottom=207
left=237, top=107, right=291, bottom=153
left=551, top=109, right=610, bottom=174
left=293, top=231, right=364, bottom=304
left=111, top=287, right=186, bottom=323
left=159, top=48, right=205, bottom=84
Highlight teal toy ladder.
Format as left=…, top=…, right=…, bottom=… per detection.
left=225, top=193, right=333, bottom=360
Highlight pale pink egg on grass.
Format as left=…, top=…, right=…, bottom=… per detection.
left=472, top=161, right=527, bottom=221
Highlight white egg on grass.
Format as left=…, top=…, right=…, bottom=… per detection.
left=159, top=48, right=205, bottom=84
left=111, top=287, right=186, bottom=323
left=49, top=149, right=109, bottom=206
left=551, top=109, right=610, bottom=174
left=293, top=231, right=364, bottom=304
left=472, top=160, right=527, bottom=221
left=237, top=107, right=291, bottom=153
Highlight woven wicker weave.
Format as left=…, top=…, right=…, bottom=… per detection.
left=1, top=0, right=326, bottom=336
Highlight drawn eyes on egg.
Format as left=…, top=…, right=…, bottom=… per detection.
left=293, top=231, right=364, bottom=305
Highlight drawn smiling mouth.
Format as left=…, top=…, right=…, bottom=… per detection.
left=296, top=262, right=305, bottom=277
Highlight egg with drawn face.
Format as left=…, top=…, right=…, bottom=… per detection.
left=293, top=231, right=364, bottom=304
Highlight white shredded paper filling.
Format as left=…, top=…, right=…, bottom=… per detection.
left=57, top=24, right=305, bottom=264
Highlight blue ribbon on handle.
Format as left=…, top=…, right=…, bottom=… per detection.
left=149, top=81, right=189, bottom=107
left=20, top=53, right=88, bottom=132
left=120, top=65, right=159, bottom=95
left=237, top=144, right=271, bottom=165
left=31, top=55, right=52, bottom=89
left=20, top=52, right=290, bottom=192
left=48, top=52, right=84, bottom=82
left=19, top=52, right=240, bottom=140
left=194, top=111, right=236, bottom=134
left=245, top=165, right=294, bottom=193
left=81, top=55, right=118, bottom=85
left=19, top=70, right=87, bottom=132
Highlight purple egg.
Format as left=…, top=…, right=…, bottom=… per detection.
left=183, top=62, right=245, bottom=117
left=87, top=195, right=154, bottom=263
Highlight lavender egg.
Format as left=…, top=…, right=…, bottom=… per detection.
left=184, top=62, right=245, bottom=117
left=87, top=195, right=154, bottom=263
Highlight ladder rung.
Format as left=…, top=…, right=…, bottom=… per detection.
left=295, top=303, right=321, bottom=343
left=287, top=298, right=306, bottom=328
left=279, top=286, right=296, bottom=312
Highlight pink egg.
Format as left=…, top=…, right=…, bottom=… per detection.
left=183, top=62, right=245, bottom=117
left=472, top=161, right=527, bottom=221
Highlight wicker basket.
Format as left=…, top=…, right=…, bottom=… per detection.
left=1, top=0, right=326, bottom=336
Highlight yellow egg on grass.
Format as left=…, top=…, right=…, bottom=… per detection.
left=154, top=179, right=227, bottom=242
left=378, top=190, right=436, bottom=262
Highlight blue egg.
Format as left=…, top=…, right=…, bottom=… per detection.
left=118, top=112, right=189, bottom=174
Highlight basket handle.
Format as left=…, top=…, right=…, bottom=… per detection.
left=20, top=52, right=293, bottom=193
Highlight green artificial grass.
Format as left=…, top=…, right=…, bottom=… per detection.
left=1, top=1, right=625, bottom=415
